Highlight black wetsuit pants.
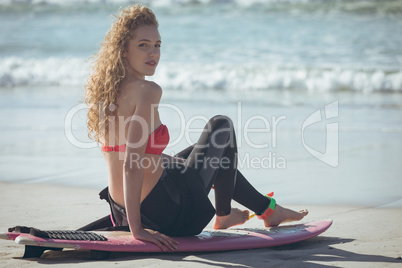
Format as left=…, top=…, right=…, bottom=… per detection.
left=98, top=115, right=271, bottom=235
left=176, top=115, right=270, bottom=216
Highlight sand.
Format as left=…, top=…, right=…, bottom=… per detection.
left=0, top=182, right=401, bottom=268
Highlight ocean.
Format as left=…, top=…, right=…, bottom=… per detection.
left=1, top=0, right=402, bottom=92
left=0, top=0, right=401, bottom=207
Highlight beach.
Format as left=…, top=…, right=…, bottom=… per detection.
left=1, top=182, right=401, bottom=267
left=1, top=0, right=402, bottom=266
left=1, top=89, right=402, bottom=266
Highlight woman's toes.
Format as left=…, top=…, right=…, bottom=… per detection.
left=213, top=208, right=250, bottom=229
left=298, top=209, right=309, bottom=218
left=263, top=205, right=308, bottom=227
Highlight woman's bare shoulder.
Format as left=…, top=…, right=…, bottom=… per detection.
left=120, top=80, right=161, bottom=102
left=118, top=79, right=162, bottom=112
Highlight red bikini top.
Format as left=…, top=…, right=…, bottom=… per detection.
left=101, top=124, right=169, bottom=155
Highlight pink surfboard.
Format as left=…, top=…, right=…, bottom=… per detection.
left=0, top=232, right=20, bottom=241
left=1, top=220, right=332, bottom=258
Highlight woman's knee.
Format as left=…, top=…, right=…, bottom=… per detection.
left=209, top=115, right=233, bottom=128
left=207, top=115, right=236, bottom=147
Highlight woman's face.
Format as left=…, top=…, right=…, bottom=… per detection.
left=123, top=24, right=161, bottom=79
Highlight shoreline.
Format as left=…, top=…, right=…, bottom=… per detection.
left=0, top=182, right=401, bottom=267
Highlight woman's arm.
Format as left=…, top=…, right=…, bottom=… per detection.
left=123, top=81, right=177, bottom=251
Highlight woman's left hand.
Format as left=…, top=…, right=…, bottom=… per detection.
left=133, top=227, right=179, bottom=252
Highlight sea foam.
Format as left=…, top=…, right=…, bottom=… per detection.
left=1, top=57, right=401, bottom=93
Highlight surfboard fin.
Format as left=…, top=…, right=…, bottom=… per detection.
left=22, top=245, right=62, bottom=259
left=90, top=250, right=111, bottom=260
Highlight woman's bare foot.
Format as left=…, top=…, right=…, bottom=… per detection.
left=263, top=204, right=308, bottom=227
left=213, top=208, right=250, bottom=230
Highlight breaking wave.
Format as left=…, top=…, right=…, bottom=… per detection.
left=1, top=57, right=401, bottom=92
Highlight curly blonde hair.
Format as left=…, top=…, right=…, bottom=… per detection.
left=85, top=5, right=158, bottom=143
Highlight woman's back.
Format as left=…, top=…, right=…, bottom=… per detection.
left=101, top=78, right=164, bottom=208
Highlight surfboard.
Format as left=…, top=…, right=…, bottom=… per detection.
left=0, top=232, right=20, bottom=241
left=1, top=220, right=332, bottom=258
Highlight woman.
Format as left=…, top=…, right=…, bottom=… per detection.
left=85, top=5, right=308, bottom=252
